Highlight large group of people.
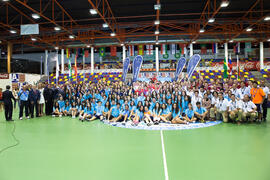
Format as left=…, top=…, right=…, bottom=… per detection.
left=2, top=76, right=269, bottom=126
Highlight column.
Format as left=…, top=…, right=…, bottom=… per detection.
left=61, top=49, right=64, bottom=73
left=260, top=42, right=264, bottom=70
left=7, top=42, right=12, bottom=73
left=224, top=42, right=228, bottom=66
left=45, top=50, right=48, bottom=75
left=155, top=46, right=159, bottom=73
left=122, top=45, right=126, bottom=63
left=91, top=47, right=94, bottom=73
left=189, top=43, right=193, bottom=57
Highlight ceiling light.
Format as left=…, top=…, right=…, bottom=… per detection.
left=246, top=28, right=252, bottom=32
left=229, top=40, right=234, bottom=43
left=0, top=40, right=2, bottom=43
left=54, top=26, right=61, bottom=31
left=121, top=43, right=124, bottom=46
left=154, top=4, right=161, bottom=10
left=156, top=41, right=159, bottom=45
left=208, top=18, right=215, bottom=23
left=199, top=29, right=205, bottom=33
left=55, top=47, right=59, bottom=50
left=86, top=45, right=90, bottom=48
left=220, top=1, right=229, bottom=7
left=31, top=37, right=37, bottom=41
left=102, top=23, right=109, bottom=28
left=32, top=13, right=40, bottom=19
left=110, top=32, right=116, bottom=36
left=2, top=0, right=10, bottom=2
left=155, top=30, right=160, bottom=35
left=264, top=16, right=270, bottom=21
left=154, top=20, right=160, bottom=25
left=69, top=35, right=75, bottom=39
left=268, top=39, right=270, bottom=42
left=192, top=41, right=196, bottom=44
left=9, top=30, right=17, bottom=34
left=89, top=9, right=97, bottom=15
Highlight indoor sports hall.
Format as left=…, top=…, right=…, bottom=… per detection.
left=0, top=0, right=270, bottom=180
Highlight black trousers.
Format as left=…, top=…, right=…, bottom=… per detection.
left=19, top=100, right=29, bottom=118
left=4, top=103, right=13, bottom=121
left=45, top=100, right=53, bottom=115
left=262, top=99, right=268, bottom=119
left=29, top=101, right=39, bottom=118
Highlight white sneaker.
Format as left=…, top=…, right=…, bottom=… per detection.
left=59, top=115, right=62, bottom=117
left=52, top=115, right=55, bottom=117
left=72, top=116, right=75, bottom=119
left=26, top=116, right=30, bottom=119
left=19, top=117, right=23, bottom=120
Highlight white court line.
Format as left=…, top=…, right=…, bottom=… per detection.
left=160, top=130, right=169, bottom=180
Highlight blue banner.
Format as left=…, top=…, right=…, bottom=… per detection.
left=132, top=55, right=143, bottom=82
left=187, top=54, right=201, bottom=79
left=122, top=57, right=130, bottom=82
left=174, top=57, right=186, bottom=81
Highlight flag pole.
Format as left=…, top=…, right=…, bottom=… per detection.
left=237, top=54, right=239, bottom=80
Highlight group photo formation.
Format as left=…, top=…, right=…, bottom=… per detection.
left=0, top=0, right=270, bottom=180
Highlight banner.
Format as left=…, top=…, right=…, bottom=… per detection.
left=110, top=46, right=117, bottom=56
left=245, top=42, right=252, bottom=52
left=234, top=42, right=240, bottom=54
left=85, top=50, right=89, bottom=58
left=200, top=44, right=207, bottom=54
left=0, top=74, right=9, bottom=79
left=122, top=57, right=130, bottom=82
left=133, top=55, right=143, bottom=82
left=187, top=54, right=201, bottom=79
left=146, top=45, right=153, bottom=55
left=171, top=44, right=176, bottom=55
left=212, top=43, right=218, bottom=54
left=99, top=47, right=105, bottom=57
left=179, top=44, right=186, bottom=55
left=161, top=44, right=168, bottom=55
left=128, top=45, right=134, bottom=56
left=174, top=57, right=187, bottom=81
left=138, top=45, right=144, bottom=55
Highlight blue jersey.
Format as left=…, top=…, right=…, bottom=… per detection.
left=161, top=108, right=170, bottom=115
left=185, top=109, right=194, bottom=119
left=111, top=106, right=120, bottom=118
left=58, top=100, right=65, bottom=111
left=130, top=106, right=137, bottom=112
left=121, top=109, right=130, bottom=117
left=136, top=109, right=144, bottom=120
left=18, top=90, right=29, bottom=101
left=95, top=105, right=105, bottom=116
left=195, top=107, right=207, bottom=115
left=104, top=107, right=109, bottom=113
left=65, top=105, right=71, bottom=112
left=172, top=110, right=182, bottom=118
left=182, top=100, right=189, bottom=112
left=152, top=108, right=162, bottom=115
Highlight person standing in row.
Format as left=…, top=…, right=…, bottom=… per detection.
left=18, top=86, right=30, bottom=120
left=260, top=81, right=269, bottom=121
left=29, top=85, right=40, bottom=118
left=44, top=84, right=54, bottom=115
left=250, top=81, right=265, bottom=122
left=2, top=85, right=15, bottom=121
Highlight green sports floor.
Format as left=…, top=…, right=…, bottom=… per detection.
left=0, top=109, right=270, bottom=180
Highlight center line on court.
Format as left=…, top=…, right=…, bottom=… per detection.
left=160, top=130, right=169, bottom=180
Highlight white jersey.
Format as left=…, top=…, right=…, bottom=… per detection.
left=229, top=100, right=242, bottom=111
left=241, top=100, right=256, bottom=113
left=211, top=97, right=219, bottom=105
left=262, top=86, right=269, bottom=96
left=39, top=88, right=45, bottom=104
left=215, top=98, right=230, bottom=111
left=191, top=95, right=202, bottom=110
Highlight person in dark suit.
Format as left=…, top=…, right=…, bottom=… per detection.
left=43, top=84, right=54, bottom=115
left=28, top=85, right=40, bottom=118
left=2, top=85, right=15, bottom=121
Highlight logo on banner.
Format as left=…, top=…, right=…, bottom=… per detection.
left=133, top=55, right=143, bottom=82
left=174, top=57, right=186, bottom=81
left=122, top=57, right=130, bottom=82
left=187, top=54, right=201, bottom=79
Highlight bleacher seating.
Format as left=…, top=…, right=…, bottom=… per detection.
left=260, top=69, right=270, bottom=82
left=191, top=69, right=255, bottom=82
left=48, top=72, right=123, bottom=84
